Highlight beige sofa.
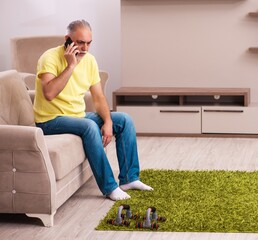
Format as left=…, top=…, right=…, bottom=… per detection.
left=0, top=69, right=108, bottom=227
left=10, top=36, right=65, bottom=91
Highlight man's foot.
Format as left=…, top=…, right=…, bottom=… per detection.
left=120, top=180, right=153, bottom=191
left=107, top=187, right=131, bottom=201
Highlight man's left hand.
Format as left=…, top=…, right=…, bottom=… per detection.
left=101, top=122, right=113, bottom=147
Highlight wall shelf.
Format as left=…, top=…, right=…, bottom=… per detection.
left=248, top=12, right=258, bottom=17
left=248, top=11, right=258, bottom=53
left=248, top=47, right=258, bottom=53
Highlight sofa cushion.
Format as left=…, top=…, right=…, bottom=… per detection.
left=44, top=134, right=86, bottom=180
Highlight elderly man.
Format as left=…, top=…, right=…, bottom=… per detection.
left=33, top=19, right=153, bottom=201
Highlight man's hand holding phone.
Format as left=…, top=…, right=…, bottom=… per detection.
left=64, top=37, right=80, bottom=68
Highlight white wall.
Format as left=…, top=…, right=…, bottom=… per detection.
left=0, top=0, right=121, bottom=105
left=2, top=0, right=258, bottom=105
left=121, top=0, right=258, bottom=103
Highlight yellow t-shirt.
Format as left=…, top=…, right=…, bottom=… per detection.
left=34, top=45, right=100, bottom=123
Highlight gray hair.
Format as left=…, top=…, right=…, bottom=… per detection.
left=66, top=20, right=92, bottom=34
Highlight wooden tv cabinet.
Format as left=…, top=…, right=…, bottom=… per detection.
left=112, top=87, right=258, bottom=137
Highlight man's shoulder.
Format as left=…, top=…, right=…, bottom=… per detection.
left=43, top=45, right=64, bottom=56
left=38, top=45, right=64, bottom=63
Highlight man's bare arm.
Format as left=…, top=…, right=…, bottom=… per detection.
left=41, top=42, right=79, bottom=101
left=90, top=82, right=113, bottom=147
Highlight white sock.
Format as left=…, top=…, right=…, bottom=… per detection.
left=107, top=187, right=131, bottom=201
left=120, top=180, right=153, bottom=191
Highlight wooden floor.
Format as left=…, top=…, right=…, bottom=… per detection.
left=1, top=136, right=258, bottom=240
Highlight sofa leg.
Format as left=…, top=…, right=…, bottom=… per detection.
left=26, top=211, right=56, bottom=227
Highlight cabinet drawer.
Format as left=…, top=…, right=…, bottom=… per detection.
left=116, top=106, right=201, bottom=134
left=202, top=106, right=258, bottom=134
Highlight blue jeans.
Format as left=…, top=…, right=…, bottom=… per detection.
left=36, top=112, right=140, bottom=195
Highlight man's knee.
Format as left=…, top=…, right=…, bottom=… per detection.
left=82, top=118, right=100, bottom=131
left=111, top=112, right=135, bottom=133
left=112, top=111, right=133, bottom=123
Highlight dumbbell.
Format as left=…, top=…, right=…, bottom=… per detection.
left=143, top=207, right=166, bottom=222
left=107, top=204, right=133, bottom=226
left=135, top=221, right=159, bottom=230
left=136, top=207, right=160, bottom=230
left=106, top=218, right=130, bottom=226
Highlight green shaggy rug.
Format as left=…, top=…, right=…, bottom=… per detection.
left=96, top=169, right=258, bottom=232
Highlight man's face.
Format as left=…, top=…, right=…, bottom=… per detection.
left=69, top=27, right=92, bottom=59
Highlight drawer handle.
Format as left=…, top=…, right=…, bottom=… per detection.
left=160, top=110, right=200, bottom=113
left=203, top=110, right=244, bottom=113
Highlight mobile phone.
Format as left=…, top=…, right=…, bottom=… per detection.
left=64, top=37, right=73, bottom=49
left=64, top=37, right=78, bottom=56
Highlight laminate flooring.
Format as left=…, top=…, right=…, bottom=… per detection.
left=1, top=137, right=258, bottom=240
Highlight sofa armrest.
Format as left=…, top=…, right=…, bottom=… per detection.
left=84, top=71, right=108, bottom=112
left=28, top=90, right=35, bottom=103
left=0, top=125, right=56, bottom=214
left=18, top=72, right=36, bottom=90
left=84, top=92, right=95, bottom=112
